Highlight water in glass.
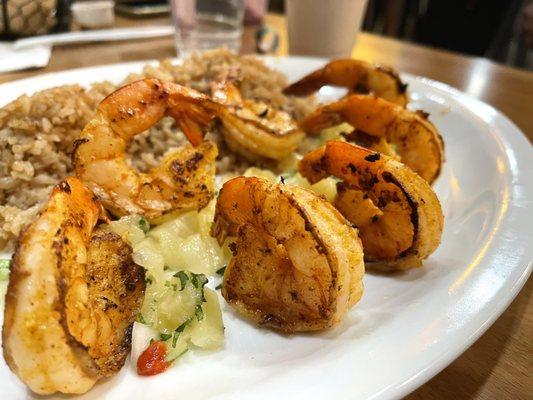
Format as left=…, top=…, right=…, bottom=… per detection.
left=172, top=0, right=244, bottom=55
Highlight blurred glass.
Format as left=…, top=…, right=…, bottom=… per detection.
left=287, top=0, right=368, bottom=58
left=244, top=0, right=268, bottom=26
left=171, top=0, right=244, bottom=55
left=0, top=0, right=71, bottom=39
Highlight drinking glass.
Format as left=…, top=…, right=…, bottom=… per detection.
left=171, top=0, right=244, bottom=56
left=287, top=0, right=368, bottom=58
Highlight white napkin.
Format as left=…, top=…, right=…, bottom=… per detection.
left=0, top=26, right=174, bottom=74
left=0, top=43, right=52, bottom=73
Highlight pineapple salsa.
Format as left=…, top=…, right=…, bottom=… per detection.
left=107, top=200, right=231, bottom=375
left=106, top=156, right=339, bottom=375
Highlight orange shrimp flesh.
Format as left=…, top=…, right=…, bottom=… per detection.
left=211, top=176, right=364, bottom=332
left=299, top=141, right=443, bottom=271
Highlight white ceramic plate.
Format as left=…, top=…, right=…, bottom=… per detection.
left=0, top=57, right=532, bottom=400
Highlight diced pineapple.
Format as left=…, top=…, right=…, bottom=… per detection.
left=243, top=167, right=338, bottom=203
left=141, top=271, right=204, bottom=332
left=169, top=234, right=219, bottom=275
left=134, top=273, right=223, bottom=367
left=150, top=213, right=196, bottom=242
left=112, top=199, right=229, bottom=372
left=147, top=227, right=185, bottom=269
left=132, top=237, right=166, bottom=271
left=311, top=178, right=338, bottom=202
left=284, top=172, right=338, bottom=203
left=107, top=215, right=146, bottom=245
left=243, top=167, right=278, bottom=182
left=278, top=153, right=299, bottom=174
left=320, top=122, right=353, bottom=142
left=165, top=330, right=190, bottom=362
left=197, top=200, right=216, bottom=237
left=0, top=281, right=8, bottom=311
left=189, top=288, right=225, bottom=350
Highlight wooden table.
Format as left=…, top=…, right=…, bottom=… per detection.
left=1, top=13, right=532, bottom=400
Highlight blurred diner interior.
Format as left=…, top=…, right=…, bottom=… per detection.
left=0, top=0, right=532, bottom=70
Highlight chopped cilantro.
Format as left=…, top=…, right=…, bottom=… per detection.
left=193, top=273, right=208, bottom=303
left=192, top=275, right=208, bottom=321
left=175, top=319, right=190, bottom=333
left=216, top=266, right=226, bottom=276
left=167, top=348, right=188, bottom=363
left=137, top=314, right=146, bottom=324
left=195, top=305, right=204, bottom=321
left=0, top=259, right=11, bottom=281
left=138, top=217, right=150, bottom=233
left=215, top=283, right=222, bottom=290
left=172, top=319, right=191, bottom=347
left=145, top=277, right=153, bottom=285
left=173, top=271, right=188, bottom=290
left=191, top=272, right=208, bottom=290
left=160, top=333, right=172, bottom=341
left=191, top=273, right=199, bottom=288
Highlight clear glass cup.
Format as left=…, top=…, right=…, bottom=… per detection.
left=171, top=0, right=244, bottom=56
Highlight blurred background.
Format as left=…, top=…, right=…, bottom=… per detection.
left=273, top=0, right=533, bottom=69
left=1, top=0, right=532, bottom=70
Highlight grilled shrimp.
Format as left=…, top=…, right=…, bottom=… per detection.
left=210, top=79, right=305, bottom=161
left=299, top=141, right=443, bottom=271
left=211, top=176, right=364, bottom=333
left=73, top=78, right=220, bottom=221
left=2, top=177, right=145, bottom=394
left=283, top=59, right=408, bottom=107
left=299, top=94, right=444, bottom=184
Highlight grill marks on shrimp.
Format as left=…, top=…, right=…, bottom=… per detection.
left=2, top=177, right=145, bottom=394
left=73, top=79, right=221, bottom=220
left=212, top=176, right=364, bottom=333
left=299, top=141, right=443, bottom=271
left=298, top=94, right=444, bottom=184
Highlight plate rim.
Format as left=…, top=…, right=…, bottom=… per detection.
left=0, top=56, right=531, bottom=400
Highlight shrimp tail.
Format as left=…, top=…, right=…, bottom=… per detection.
left=74, top=78, right=221, bottom=220
left=299, top=94, right=444, bottom=184
left=210, top=79, right=305, bottom=161
left=282, top=68, right=329, bottom=96
left=284, top=59, right=408, bottom=107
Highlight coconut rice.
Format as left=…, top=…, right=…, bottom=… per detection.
left=0, top=49, right=314, bottom=248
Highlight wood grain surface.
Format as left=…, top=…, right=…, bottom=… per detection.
left=0, top=13, right=531, bottom=400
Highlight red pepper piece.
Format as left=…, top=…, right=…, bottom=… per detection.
left=137, top=340, right=170, bottom=376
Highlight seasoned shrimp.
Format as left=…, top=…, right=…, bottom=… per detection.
left=2, top=177, right=145, bottom=394
left=299, top=141, right=443, bottom=271
left=211, top=79, right=305, bottom=161
left=283, top=59, right=408, bottom=107
left=73, top=78, right=221, bottom=220
left=299, top=94, right=444, bottom=183
left=211, top=176, right=364, bottom=333
left=343, top=129, right=400, bottom=160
